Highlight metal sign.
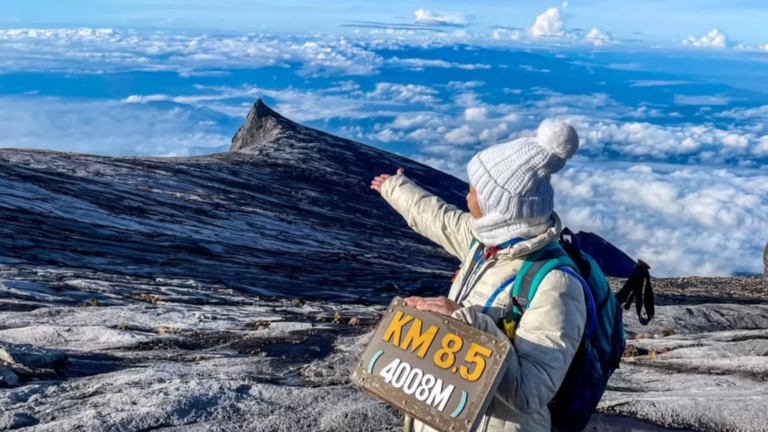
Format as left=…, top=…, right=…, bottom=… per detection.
left=351, top=297, right=511, bottom=432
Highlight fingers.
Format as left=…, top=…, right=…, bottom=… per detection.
left=405, top=297, right=460, bottom=316
left=370, top=175, right=390, bottom=186
left=416, top=298, right=449, bottom=311
left=404, top=296, right=425, bottom=307
left=371, top=170, right=404, bottom=194
left=370, top=174, right=393, bottom=194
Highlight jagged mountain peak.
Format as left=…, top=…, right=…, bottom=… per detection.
left=225, top=99, right=468, bottom=201
left=229, top=99, right=297, bottom=153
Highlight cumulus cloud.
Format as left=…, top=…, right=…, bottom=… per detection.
left=753, top=136, right=768, bottom=156
left=370, top=129, right=406, bottom=143
left=414, top=9, right=467, bottom=27
left=326, top=80, right=362, bottom=93
left=529, top=7, right=566, bottom=38
left=124, top=95, right=172, bottom=104
left=464, top=107, right=488, bottom=121
left=387, top=113, right=446, bottom=130
left=525, top=6, right=614, bottom=47
left=447, top=81, right=485, bottom=91
left=444, top=125, right=477, bottom=145
left=493, top=28, right=524, bottom=40
left=519, top=64, right=551, bottom=73
left=366, top=83, right=441, bottom=105
left=683, top=29, right=729, bottom=48
left=480, top=122, right=511, bottom=142
left=584, top=28, right=617, bottom=46
left=717, top=105, right=768, bottom=120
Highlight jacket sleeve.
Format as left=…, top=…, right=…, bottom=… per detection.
left=451, top=270, right=587, bottom=414
left=380, top=174, right=474, bottom=260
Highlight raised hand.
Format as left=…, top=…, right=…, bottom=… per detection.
left=370, top=168, right=404, bottom=194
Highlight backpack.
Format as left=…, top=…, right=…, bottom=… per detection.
left=493, top=228, right=653, bottom=432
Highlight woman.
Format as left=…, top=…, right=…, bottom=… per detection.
left=370, top=119, right=587, bottom=432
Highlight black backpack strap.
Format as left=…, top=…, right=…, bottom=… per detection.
left=616, top=259, right=655, bottom=326
left=560, top=228, right=592, bottom=280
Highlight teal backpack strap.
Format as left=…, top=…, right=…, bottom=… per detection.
left=500, top=242, right=576, bottom=339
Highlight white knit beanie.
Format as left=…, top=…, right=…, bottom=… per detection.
left=468, top=119, right=579, bottom=246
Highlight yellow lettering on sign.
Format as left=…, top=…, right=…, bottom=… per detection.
left=434, top=333, right=463, bottom=369
left=400, top=319, right=438, bottom=359
left=460, top=343, right=492, bottom=382
left=382, top=311, right=413, bottom=347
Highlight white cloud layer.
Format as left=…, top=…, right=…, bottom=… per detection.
left=629, top=80, right=695, bottom=87
left=387, top=57, right=491, bottom=71
left=0, top=97, right=230, bottom=156
left=554, top=162, right=768, bottom=276
left=674, top=95, right=731, bottom=106
left=0, top=29, right=388, bottom=76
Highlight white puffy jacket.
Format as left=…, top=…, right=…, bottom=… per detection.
left=382, top=174, right=587, bottom=432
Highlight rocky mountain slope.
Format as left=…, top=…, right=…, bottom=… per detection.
left=1, top=100, right=767, bottom=432
left=0, top=99, right=469, bottom=310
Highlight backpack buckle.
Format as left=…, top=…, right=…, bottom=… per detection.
left=502, top=318, right=517, bottom=339
left=512, top=297, right=528, bottom=310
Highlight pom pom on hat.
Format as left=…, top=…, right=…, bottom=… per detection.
left=466, top=117, right=580, bottom=244
left=537, top=119, right=579, bottom=161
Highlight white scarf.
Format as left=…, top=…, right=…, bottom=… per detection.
left=470, top=212, right=553, bottom=246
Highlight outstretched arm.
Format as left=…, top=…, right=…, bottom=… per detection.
left=371, top=169, right=474, bottom=260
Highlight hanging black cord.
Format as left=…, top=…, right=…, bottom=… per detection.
left=616, top=259, right=654, bottom=326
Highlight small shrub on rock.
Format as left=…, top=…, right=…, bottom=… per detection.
left=661, top=328, right=676, bottom=337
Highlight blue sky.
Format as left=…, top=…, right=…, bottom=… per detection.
left=4, top=0, right=768, bottom=45
left=0, top=3, right=767, bottom=277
